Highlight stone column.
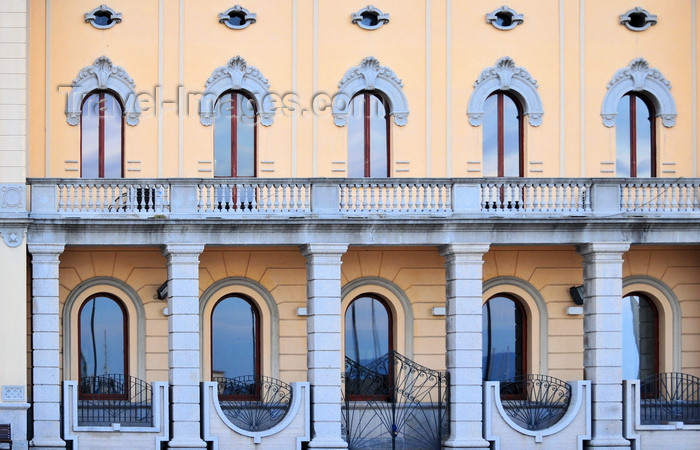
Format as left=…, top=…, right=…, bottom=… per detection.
left=577, top=243, right=631, bottom=449
left=162, top=244, right=207, bottom=449
left=301, top=244, right=348, bottom=449
left=439, top=244, right=491, bottom=449
left=28, top=243, right=66, bottom=449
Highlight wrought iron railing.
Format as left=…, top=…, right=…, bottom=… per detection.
left=498, top=374, right=572, bottom=431
left=639, top=372, right=700, bottom=425
left=342, top=351, right=449, bottom=450
left=77, top=374, right=153, bottom=426
left=214, top=375, right=293, bottom=432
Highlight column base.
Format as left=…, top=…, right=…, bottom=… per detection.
left=29, top=437, right=66, bottom=448
left=307, top=437, right=349, bottom=449
left=585, top=436, right=630, bottom=449
left=443, top=438, right=491, bottom=448
left=167, top=438, right=208, bottom=448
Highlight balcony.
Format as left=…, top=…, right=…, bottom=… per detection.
left=26, top=177, right=699, bottom=219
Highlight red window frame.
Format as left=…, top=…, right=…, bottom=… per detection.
left=214, top=91, right=258, bottom=178
left=350, top=91, right=390, bottom=177
left=619, top=93, right=657, bottom=177
left=80, top=91, right=125, bottom=178
left=77, top=294, right=129, bottom=400
left=482, top=294, right=527, bottom=382
left=211, top=294, right=261, bottom=401
left=484, top=91, right=524, bottom=177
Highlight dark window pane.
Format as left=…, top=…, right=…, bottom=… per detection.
left=482, top=295, right=524, bottom=382
left=212, top=295, right=258, bottom=378
left=502, top=95, right=521, bottom=177
left=635, top=96, right=653, bottom=177
left=622, top=293, right=657, bottom=380
left=345, top=296, right=390, bottom=366
left=79, top=296, right=126, bottom=379
left=616, top=95, right=632, bottom=177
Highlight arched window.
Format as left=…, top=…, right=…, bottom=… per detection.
left=345, top=294, right=393, bottom=399
left=211, top=294, right=260, bottom=380
left=482, top=294, right=526, bottom=381
left=347, top=92, right=390, bottom=177
left=80, top=91, right=124, bottom=178
left=78, top=294, right=128, bottom=396
left=622, top=292, right=658, bottom=379
left=616, top=93, right=656, bottom=177
left=482, top=92, right=524, bottom=177
left=214, top=91, right=257, bottom=178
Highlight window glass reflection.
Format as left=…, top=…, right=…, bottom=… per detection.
left=211, top=295, right=258, bottom=379
left=482, top=92, right=522, bottom=177
left=345, top=296, right=390, bottom=366
left=622, top=293, right=657, bottom=380
left=616, top=93, right=654, bottom=177
left=347, top=92, right=389, bottom=177
left=79, top=295, right=126, bottom=379
left=81, top=92, right=123, bottom=178
left=482, top=295, right=524, bottom=381
left=214, top=92, right=256, bottom=177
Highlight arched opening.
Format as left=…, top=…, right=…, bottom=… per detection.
left=616, top=93, right=656, bottom=177
left=80, top=91, right=124, bottom=178
left=482, top=294, right=526, bottom=382
left=347, top=92, right=390, bottom=177
left=622, top=292, right=659, bottom=379
left=210, top=294, right=261, bottom=381
left=214, top=91, right=257, bottom=178
left=482, top=92, right=524, bottom=177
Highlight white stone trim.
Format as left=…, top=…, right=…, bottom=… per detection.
left=62, top=276, right=147, bottom=382
left=65, top=56, right=141, bottom=126
left=199, top=56, right=275, bottom=126
left=468, top=56, right=543, bottom=126
left=485, top=6, right=524, bottom=31
left=341, top=277, right=414, bottom=359
left=623, top=275, right=681, bottom=373
left=601, top=58, right=676, bottom=127
left=218, top=6, right=257, bottom=30
left=351, top=6, right=390, bottom=30
left=483, top=276, right=549, bottom=374
left=332, top=56, right=409, bottom=126
left=199, top=277, right=280, bottom=380
left=619, top=7, right=657, bottom=32
left=84, top=5, right=122, bottom=30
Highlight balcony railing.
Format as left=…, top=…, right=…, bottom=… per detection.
left=26, top=177, right=700, bottom=218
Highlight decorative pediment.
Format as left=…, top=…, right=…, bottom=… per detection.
left=333, top=57, right=408, bottom=127
left=200, top=56, right=275, bottom=126
left=65, top=56, right=140, bottom=126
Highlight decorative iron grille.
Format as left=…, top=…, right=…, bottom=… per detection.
left=77, top=374, right=153, bottom=426
left=498, top=374, right=572, bottom=431
left=342, top=351, right=449, bottom=450
left=639, top=372, right=700, bottom=425
left=214, top=375, right=293, bottom=432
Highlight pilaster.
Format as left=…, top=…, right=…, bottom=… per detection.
left=162, top=243, right=207, bottom=449
left=577, top=242, right=631, bottom=449
left=300, top=244, right=349, bottom=449
left=439, top=243, right=491, bottom=449
left=28, top=243, right=65, bottom=449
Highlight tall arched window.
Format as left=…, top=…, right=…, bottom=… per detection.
left=214, top=91, right=257, bottom=178
left=482, top=92, right=524, bottom=177
left=78, top=294, right=127, bottom=397
left=482, top=294, right=526, bottom=381
left=616, top=93, right=656, bottom=177
left=347, top=92, right=390, bottom=178
left=211, top=294, right=260, bottom=380
left=622, top=292, right=658, bottom=379
left=81, top=91, right=124, bottom=178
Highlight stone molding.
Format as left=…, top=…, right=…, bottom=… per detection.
left=351, top=6, right=390, bottom=30
left=601, top=58, right=676, bottom=127
left=619, top=7, right=657, bottom=31
left=84, top=4, right=122, bottom=29
left=0, top=184, right=25, bottom=211
left=468, top=56, right=543, bottom=126
left=218, top=5, right=257, bottom=30
left=485, top=6, right=524, bottom=30
left=65, top=56, right=141, bottom=126
left=332, top=56, right=409, bottom=127
left=199, top=56, right=275, bottom=126
left=0, top=228, right=24, bottom=248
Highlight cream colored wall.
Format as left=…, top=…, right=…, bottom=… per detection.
left=27, top=1, right=700, bottom=179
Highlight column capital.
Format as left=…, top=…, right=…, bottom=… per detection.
left=27, top=243, right=65, bottom=257
left=300, top=243, right=348, bottom=258
left=161, top=243, right=205, bottom=260
left=439, top=243, right=490, bottom=260
left=576, top=242, right=630, bottom=259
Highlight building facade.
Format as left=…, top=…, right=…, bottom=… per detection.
left=0, top=0, right=698, bottom=448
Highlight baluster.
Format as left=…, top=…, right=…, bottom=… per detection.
left=670, top=184, right=679, bottom=211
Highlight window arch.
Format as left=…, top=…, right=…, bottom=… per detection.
left=347, top=91, right=390, bottom=177
left=622, top=292, right=659, bottom=380
left=210, top=294, right=260, bottom=381
left=468, top=57, right=543, bottom=127
left=77, top=294, right=128, bottom=396
left=616, top=93, right=656, bottom=177
left=602, top=58, right=676, bottom=128
left=482, top=91, right=524, bottom=177
left=214, top=90, right=257, bottom=177
left=482, top=294, right=526, bottom=382
left=80, top=91, right=124, bottom=178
